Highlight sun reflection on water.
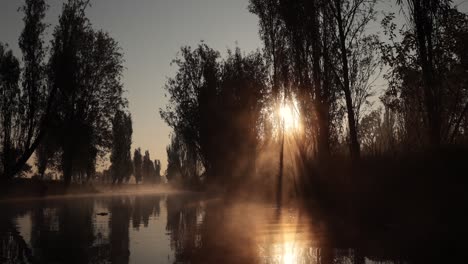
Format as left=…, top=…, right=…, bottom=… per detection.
left=281, top=241, right=299, bottom=264
left=254, top=206, right=314, bottom=264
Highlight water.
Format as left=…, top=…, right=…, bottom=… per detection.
left=0, top=193, right=444, bottom=263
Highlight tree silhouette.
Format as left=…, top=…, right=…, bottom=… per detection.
left=0, top=44, right=21, bottom=180
left=142, top=150, right=154, bottom=184
left=154, top=159, right=162, bottom=184
left=381, top=2, right=468, bottom=148
left=0, top=0, right=54, bottom=181
left=110, top=110, right=133, bottom=184
left=133, top=148, right=143, bottom=184
left=325, top=0, right=379, bottom=159
left=161, top=44, right=267, bottom=187
left=48, top=0, right=127, bottom=185
left=165, top=134, right=191, bottom=186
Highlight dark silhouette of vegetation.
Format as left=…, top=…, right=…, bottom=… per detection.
left=48, top=0, right=127, bottom=186
left=110, top=110, right=133, bottom=184
left=141, top=150, right=162, bottom=184
left=160, top=0, right=468, bottom=195
left=1, top=0, right=49, bottom=182
left=161, top=45, right=268, bottom=188
left=133, top=148, right=143, bottom=184
left=1, top=0, right=131, bottom=187
left=381, top=1, right=468, bottom=148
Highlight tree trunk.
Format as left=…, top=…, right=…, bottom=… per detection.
left=413, top=0, right=441, bottom=147
left=336, top=3, right=361, bottom=159
left=276, top=120, right=285, bottom=208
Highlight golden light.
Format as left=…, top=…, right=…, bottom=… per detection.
left=278, top=99, right=301, bottom=134
left=281, top=242, right=298, bottom=264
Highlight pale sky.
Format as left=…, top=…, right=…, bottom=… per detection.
left=0, top=0, right=262, bottom=171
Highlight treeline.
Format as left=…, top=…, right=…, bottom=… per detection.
left=0, top=0, right=133, bottom=186
left=161, top=0, right=468, bottom=189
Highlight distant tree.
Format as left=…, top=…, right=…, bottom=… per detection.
left=165, top=134, right=185, bottom=185
left=133, top=148, right=143, bottom=184
left=154, top=159, right=162, bottom=184
left=142, top=151, right=155, bottom=183
left=110, top=110, right=133, bottom=184
left=49, top=0, right=126, bottom=185
left=359, top=109, right=383, bottom=155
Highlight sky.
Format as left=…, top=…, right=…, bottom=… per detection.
left=1, top=0, right=467, bottom=172
left=0, top=0, right=262, bottom=171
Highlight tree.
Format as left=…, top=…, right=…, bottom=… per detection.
left=1, top=0, right=51, bottom=181
left=110, top=110, right=133, bottom=184
left=49, top=0, right=126, bottom=185
left=381, top=4, right=468, bottom=147
left=154, top=159, right=162, bottom=184
left=326, top=0, right=378, bottom=159
left=133, top=148, right=143, bottom=184
left=395, top=0, right=451, bottom=147
left=161, top=44, right=219, bottom=183
left=0, top=44, right=21, bottom=180
left=165, top=134, right=191, bottom=186
left=142, top=150, right=155, bottom=184
left=161, top=44, right=268, bottom=186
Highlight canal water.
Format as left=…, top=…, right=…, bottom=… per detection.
left=0, top=193, right=447, bottom=263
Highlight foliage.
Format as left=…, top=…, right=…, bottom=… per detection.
left=161, top=44, right=268, bottom=186
left=133, top=148, right=143, bottom=184
left=380, top=6, right=468, bottom=148
left=110, top=110, right=133, bottom=184
left=0, top=0, right=49, bottom=181
left=48, top=0, right=127, bottom=185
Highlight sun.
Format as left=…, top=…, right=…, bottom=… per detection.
left=278, top=99, right=301, bottom=134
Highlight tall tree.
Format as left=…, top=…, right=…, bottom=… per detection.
left=327, top=0, right=378, bottom=159
left=161, top=44, right=267, bottom=186
left=0, top=44, right=21, bottom=180
left=154, top=159, right=162, bottom=184
left=160, top=44, right=220, bottom=183
left=381, top=4, right=468, bottom=147
left=133, top=148, right=143, bottom=184
left=49, top=0, right=126, bottom=185
left=1, top=0, right=50, bottom=180
left=395, top=0, right=464, bottom=146
left=110, top=110, right=133, bottom=184
left=142, top=151, right=155, bottom=184
left=19, top=0, right=48, bottom=153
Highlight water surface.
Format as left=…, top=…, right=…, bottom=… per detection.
left=0, top=193, right=440, bottom=263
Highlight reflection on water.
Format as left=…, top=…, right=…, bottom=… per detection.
left=0, top=194, right=442, bottom=263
